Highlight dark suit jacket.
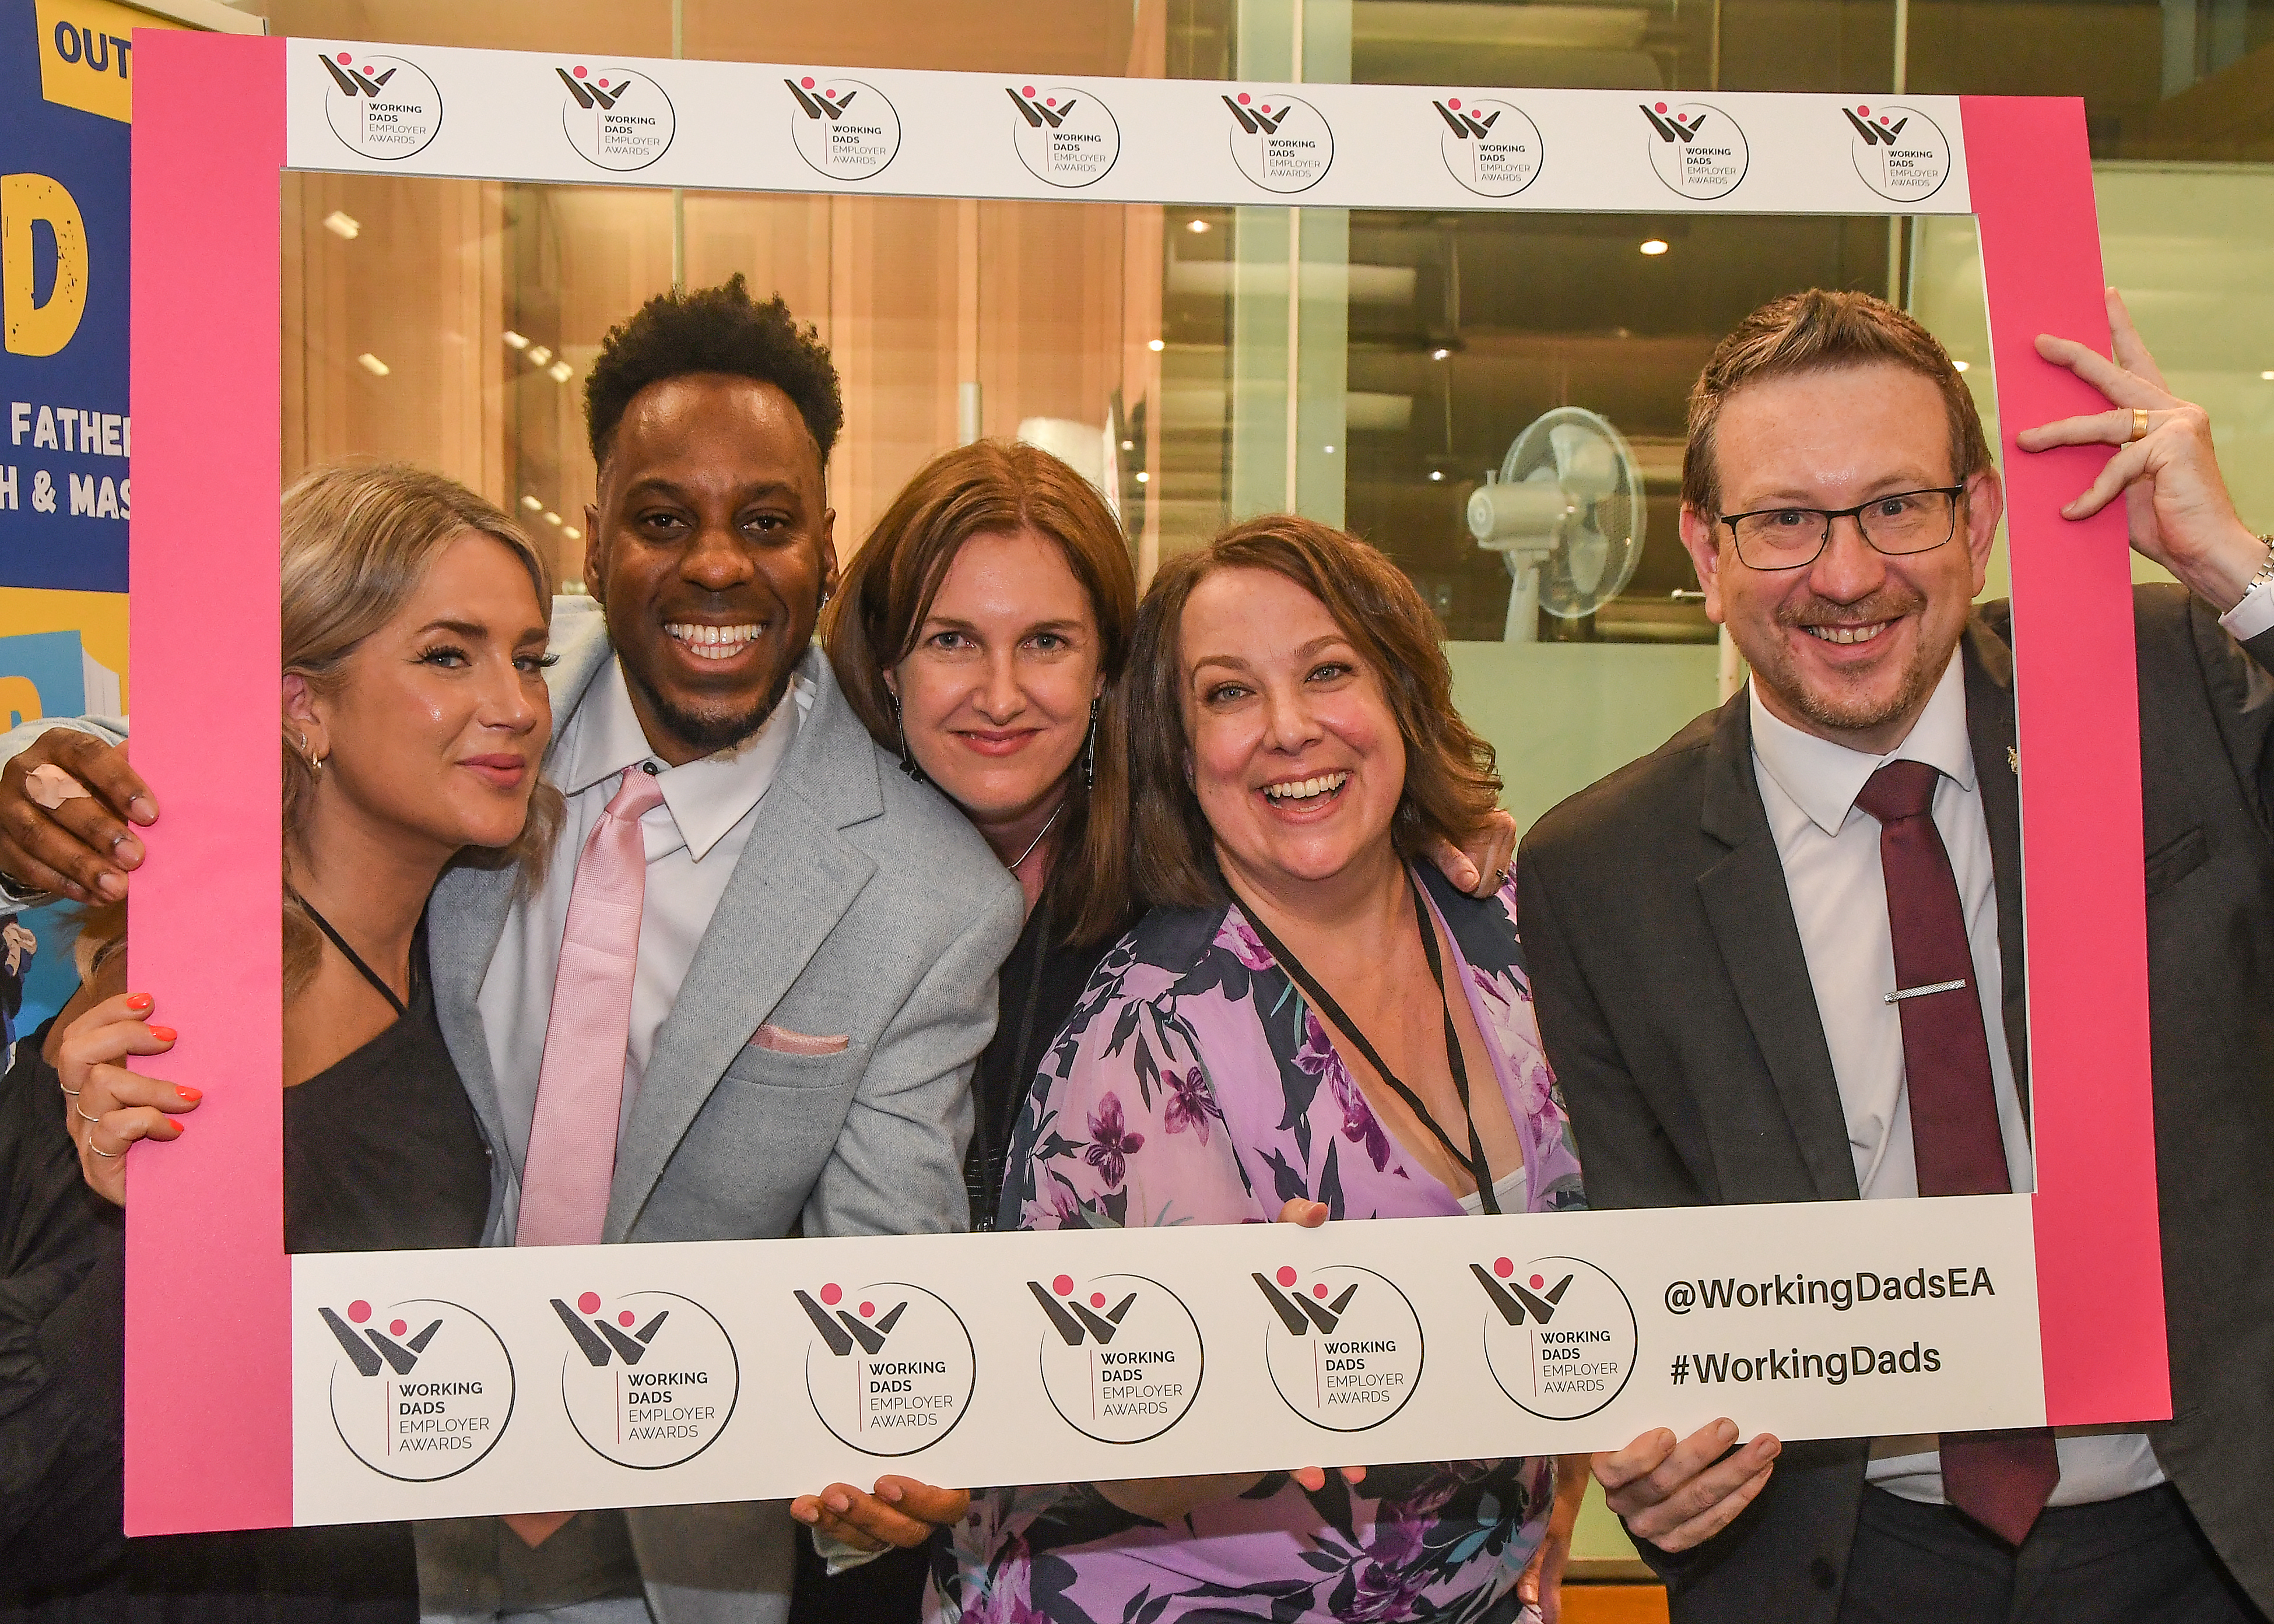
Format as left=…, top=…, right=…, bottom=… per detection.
left=1517, top=585, right=2274, bottom=1623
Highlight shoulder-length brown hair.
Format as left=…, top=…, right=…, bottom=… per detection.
left=1127, top=514, right=1501, bottom=912
left=282, top=462, right=562, bottom=993
left=822, top=439, right=1138, bottom=948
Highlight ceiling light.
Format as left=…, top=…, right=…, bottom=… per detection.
left=1121, top=439, right=1135, bottom=450
left=1147, top=338, right=1165, bottom=352
left=1953, top=360, right=1970, bottom=372
left=355, top=353, right=389, bottom=377
left=563, top=526, right=581, bottom=540
left=1640, top=239, right=1669, bottom=256
left=2261, top=370, right=2274, bottom=381
left=503, top=331, right=530, bottom=350
left=1135, top=470, right=1149, bottom=483
left=548, top=360, right=574, bottom=383
left=543, top=511, right=562, bottom=525
left=1431, top=347, right=1450, bottom=361
left=1323, top=445, right=1336, bottom=454
left=528, top=346, right=554, bottom=367
left=322, top=210, right=360, bottom=240
left=1429, top=469, right=1445, bottom=481
left=521, top=495, right=543, bottom=511
left=1187, top=219, right=1210, bottom=234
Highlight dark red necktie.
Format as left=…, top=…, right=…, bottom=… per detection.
left=1855, top=760, right=2058, bottom=1546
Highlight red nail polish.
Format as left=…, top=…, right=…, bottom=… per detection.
left=125, top=993, right=152, bottom=1012
left=149, top=1026, right=177, bottom=1042
left=176, top=1085, right=201, bottom=1102
left=170, top=1122, right=187, bottom=1136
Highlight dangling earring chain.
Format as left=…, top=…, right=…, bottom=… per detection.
left=1081, top=697, right=1100, bottom=792
left=890, top=693, right=927, bottom=785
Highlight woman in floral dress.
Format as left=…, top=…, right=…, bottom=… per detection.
left=933, top=516, right=1587, bottom=1624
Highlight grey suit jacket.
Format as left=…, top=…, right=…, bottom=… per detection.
left=1518, top=588, right=2274, bottom=1622
left=412, top=599, right=1024, bottom=1624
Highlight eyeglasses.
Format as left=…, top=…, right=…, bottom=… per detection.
left=1718, top=486, right=1964, bottom=571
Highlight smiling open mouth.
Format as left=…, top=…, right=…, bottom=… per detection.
left=665, top=622, right=762, bottom=660
left=1262, top=771, right=1349, bottom=804
left=1803, top=621, right=1891, bottom=646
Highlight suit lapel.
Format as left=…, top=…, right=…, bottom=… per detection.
left=1961, top=617, right=2030, bottom=1110
left=604, top=655, right=885, bottom=1239
left=1696, top=693, right=1862, bottom=1202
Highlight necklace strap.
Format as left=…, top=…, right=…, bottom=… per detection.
left=290, top=888, right=410, bottom=1018
left=1238, top=869, right=1499, bottom=1212
left=1008, top=800, right=1065, bottom=873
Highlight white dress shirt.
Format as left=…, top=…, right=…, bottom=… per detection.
left=1750, top=651, right=2164, bottom=1508
left=479, top=656, right=809, bottom=1177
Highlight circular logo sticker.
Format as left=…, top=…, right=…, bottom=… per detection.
left=1641, top=100, right=1747, bottom=200
left=320, top=1296, right=513, bottom=1481
left=786, top=75, right=901, bottom=181
left=1223, top=90, right=1333, bottom=194
left=797, top=1281, right=975, bottom=1456
left=1008, top=83, right=1121, bottom=189
left=557, top=65, right=675, bottom=172
left=554, top=1290, right=738, bottom=1469
left=1031, top=1272, right=1203, bottom=1443
left=1434, top=96, right=1544, bottom=198
left=1475, top=1255, right=1638, bottom=1421
left=1255, top=1263, right=1424, bottom=1432
left=1845, top=103, right=1952, bottom=203
left=318, top=50, right=443, bottom=162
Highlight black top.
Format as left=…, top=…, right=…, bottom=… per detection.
left=1, top=934, right=492, bottom=1620
left=962, top=895, right=1131, bottom=1231
left=284, top=956, right=490, bottom=1256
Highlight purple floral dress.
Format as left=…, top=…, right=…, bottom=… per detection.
left=929, top=867, right=1586, bottom=1624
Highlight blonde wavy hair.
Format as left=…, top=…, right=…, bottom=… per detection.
left=281, top=462, right=562, bottom=994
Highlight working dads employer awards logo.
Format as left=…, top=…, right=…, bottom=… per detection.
left=318, top=1297, right=513, bottom=1480
left=1222, top=90, right=1334, bottom=192
left=318, top=50, right=443, bottom=161
left=1007, top=85, right=1121, bottom=187
left=1254, top=1261, right=1424, bottom=1430
left=1431, top=95, right=1545, bottom=198
left=1640, top=100, right=1748, bottom=199
left=552, top=1289, right=739, bottom=1468
left=555, top=64, right=676, bottom=171
left=796, top=1279, right=975, bottom=1455
left=1842, top=103, right=1953, bottom=202
left=1472, top=1254, right=1638, bottom=1421
left=1030, top=1271, right=1204, bottom=1442
left=785, top=75, right=902, bottom=181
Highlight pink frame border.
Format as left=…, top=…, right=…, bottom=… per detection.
left=123, top=34, right=2166, bottom=1534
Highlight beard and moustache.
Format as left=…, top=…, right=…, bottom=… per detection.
left=1753, top=581, right=1947, bottom=737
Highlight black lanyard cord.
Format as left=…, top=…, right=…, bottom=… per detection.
left=1236, top=869, right=1499, bottom=1214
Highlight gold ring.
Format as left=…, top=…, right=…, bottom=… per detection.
left=2130, top=407, right=2151, bottom=442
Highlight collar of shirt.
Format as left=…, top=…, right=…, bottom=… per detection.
left=552, top=655, right=808, bottom=862
left=1748, top=648, right=1974, bottom=836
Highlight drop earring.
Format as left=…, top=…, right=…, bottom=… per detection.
left=1081, top=697, right=1099, bottom=792
left=890, top=693, right=928, bottom=785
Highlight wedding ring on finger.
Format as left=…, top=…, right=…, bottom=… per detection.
left=2129, top=407, right=2152, bottom=442
left=24, top=763, right=92, bottom=811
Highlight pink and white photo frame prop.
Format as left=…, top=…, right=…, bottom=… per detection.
left=130, top=31, right=2160, bottom=1532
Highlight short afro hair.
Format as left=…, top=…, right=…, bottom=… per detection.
left=583, top=274, right=844, bottom=470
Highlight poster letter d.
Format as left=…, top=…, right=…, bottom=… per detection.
left=2, top=174, right=89, bottom=358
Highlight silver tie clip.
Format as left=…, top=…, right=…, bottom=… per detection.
left=1886, top=978, right=1967, bottom=1004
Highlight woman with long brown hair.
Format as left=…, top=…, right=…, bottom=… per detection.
left=791, top=448, right=1521, bottom=1615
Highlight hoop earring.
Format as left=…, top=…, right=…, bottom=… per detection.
left=294, top=730, right=324, bottom=772
left=1081, top=697, right=1099, bottom=792
left=890, top=693, right=928, bottom=786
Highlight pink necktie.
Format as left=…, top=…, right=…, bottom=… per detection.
left=517, top=765, right=666, bottom=1249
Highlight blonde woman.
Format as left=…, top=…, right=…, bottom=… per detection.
left=0, top=463, right=556, bottom=1617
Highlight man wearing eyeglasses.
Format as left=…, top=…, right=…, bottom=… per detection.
left=1518, top=287, right=2273, bottom=1623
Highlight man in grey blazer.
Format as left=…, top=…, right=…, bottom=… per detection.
left=0, top=280, right=1023, bottom=1624
left=1518, top=290, right=2272, bottom=1622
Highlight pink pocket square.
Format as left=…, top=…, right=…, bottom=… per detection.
left=753, top=1023, right=850, bottom=1056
